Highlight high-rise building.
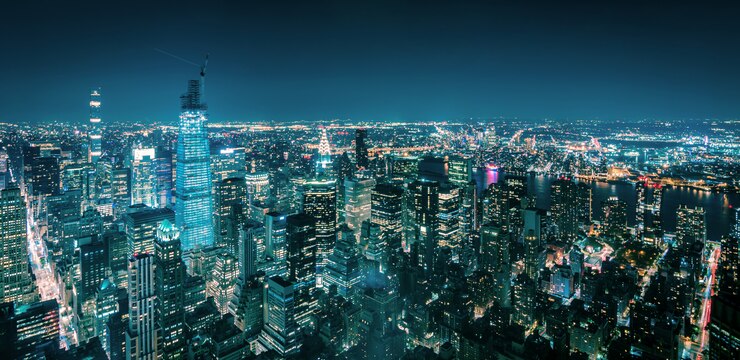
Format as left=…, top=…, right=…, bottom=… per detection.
left=286, top=213, right=318, bottom=329
left=635, top=180, right=648, bottom=240
left=111, top=166, right=131, bottom=220
left=480, top=223, right=509, bottom=274
left=0, top=300, right=60, bottom=359
left=30, top=156, right=60, bottom=197
left=576, top=182, right=592, bottom=224
left=210, top=147, right=246, bottom=186
left=355, top=128, right=369, bottom=170
left=371, top=183, right=404, bottom=250
left=124, top=206, right=175, bottom=257
left=408, top=179, right=439, bottom=274
left=175, top=79, right=215, bottom=251
left=602, top=196, right=627, bottom=239
left=154, top=220, right=185, bottom=359
left=238, top=221, right=262, bottom=279
left=302, top=179, right=336, bottom=287
left=126, top=253, right=159, bottom=359
left=245, top=171, right=270, bottom=205
left=154, top=147, right=173, bottom=208
left=315, top=128, right=333, bottom=176
left=437, top=185, right=461, bottom=257
left=344, top=177, right=375, bottom=238
left=207, top=252, right=239, bottom=315
left=512, top=274, right=535, bottom=326
left=0, top=188, right=37, bottom=305
left=88, top=87, right=103, bottom=163
left=676, top=204, right=706, bottom=246
left=524, top=229, right=540, bottom=280
left=130, top=147, right=157, bottom=208
left=215, top=177, right=247, bottom=253
left=259, top=277, right=301, bottom=356
left=550, top=178, right=580, bottom=243
left=78, top=239, right=107, bottom=303
left=265, top=212, right=288, bottom=273
left=447, top=155, right=472, bottom=187
left=324, top=225, right=363, bottom=299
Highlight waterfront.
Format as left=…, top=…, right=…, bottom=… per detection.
left=476, top=169, right=738, bottom=241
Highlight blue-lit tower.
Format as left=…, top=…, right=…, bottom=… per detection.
left=88, top=87, right=102, bottom=163
left=175, top=77, right=215, bottom=250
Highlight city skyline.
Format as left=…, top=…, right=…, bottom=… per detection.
left=1, top=2, right=738, bottom=360
left=2, top=1, right=740, bottom=123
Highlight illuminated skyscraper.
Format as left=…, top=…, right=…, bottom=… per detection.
left=302, top=179, right=336, bottom=287
left=676, top=204, right=706, bottom=246
left=126, top=253, right=159, bottom=359
left=207, top=252, right=239, bottom=315
left=315, top=128, right=333, bottom=176
left=130, top=147, right=157, bottom=208
left=408, top=179, right=439, bottom=274
left=265, top=212, right=288, bottom=274
left=550, top=178, right=580, bottom=244
left=344, top=177, right=375, bottom=239
left=215, top=177, right=247, bottom=253
left=324, top=225, right=362, bottom=299
left=602, top=196, right=627, bottom=239
left=370, top=183, right=404, bottom=250
left=259, top=277, right=300, bottom=356
left=0, top=188, right=37, bottom=305
left=245, top=171, right=270, bottom=205
left=286, top=213, right=318, bottom=329
left=154, top=220, right=185, bottom=359
left=355, top=128, right=369, bottom=169
left=88, top=87, right=103, bottom=163
left=175, top=79, right=215, bottom=250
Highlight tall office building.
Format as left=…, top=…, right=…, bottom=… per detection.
left=524, top=229, right=540, bottom=280
left=437, top=185, right=461, bottom=256
left=635, top=180, right=648, bottom=240
left=447, top=155, right=473, bottom=187
left=302, top=179, right=336, bottom=287
left=550, top=178, right=580, bottom=243
left=30, top=156, right=60, bottom=197
left=0, top=188, right=37, bottom=305
left=131, top=147, right=157, bottom=208
left=576, top=182, right=592, bottom=224
left=259, top=277, right=300, bottom=356
left=344, top=177, right=376, bottom=238
left=78, top=239, right=107, bottom=303
left=124, top=206, right=175, bottom=257
left=88, top=87, right=103, bottom=163
left=111, top=166, right=131, bottom=220
left=210, top=147, right=247, bottom=186
left=286, top=213, right=318, bottom=329
left=245, top=171, right=270, bottom=205
left=154, top=147, right=173, bottom=208
left=355, top=128, right=369, bottom=170
left=265, top=212, right=288, bottom=272
left=370, top=183, right=404, bottom=250
left=676, top=205, right=706, bottom=246
left=0, top=300, right=60, bottom=359
left=126, top=253, right=159, bottom=359
left=408, top=179, right=440, bottom=274
left=215, top=177, right=247, bottom=253
left=154, top=220, right=185, bottom=359
left=324, top=225, right=363, bottom=299
left=175, top=79, right=215, bottom=251
left=480, top=223, right=509, bottom=274
left=602, top=196, right=627, bottom=239
left=315, top=128, right=333, bottom=176
left=207, top=252, right=239, bottom=315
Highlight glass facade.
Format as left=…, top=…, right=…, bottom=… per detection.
left=175, top=80, right=215, bottom=251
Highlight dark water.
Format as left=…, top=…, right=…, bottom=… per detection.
left=475, top=169, right=738, bottom=241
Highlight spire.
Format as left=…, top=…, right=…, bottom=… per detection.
left=316, top=128, right=333, bottom=175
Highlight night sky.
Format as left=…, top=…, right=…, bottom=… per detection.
left=2, top=0, right=739, bottom=124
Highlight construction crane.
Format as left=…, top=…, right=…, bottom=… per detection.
left=200, top=54, right=209, bottom=99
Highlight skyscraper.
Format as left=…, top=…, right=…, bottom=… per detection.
left=370, top=183, right=404, bottom=250
left=316, top=128, right=333, bottom=176
left=408, top=179, right=439, bottom=274
left=215, top=177, right=247, bottom=253
left=130, top=147, right=157, bottom=208
left=676, top=204, right=706, bottom=246
left=0, top=188, right=37, bottom=305
left=344, top=177, right=376, bottom=238
left=154, top=220, right=185, bottom=359
left=602, top=196, right=627, bottom=239
left=126, top=253, right=159, bottom=359
left=324, top=225, right=362, bottom=299
left=550, top=178, right=580, bottom=244
left=88, top=87, right=103, bottom=163
left=355, top=128, right=369, bottom=170
left=244, top=171, right=270, bottom=205
left=286, top=213, right=318, bottom=329
left=175, top=79, right=215, bottom=251
left=302, top=179, right=336, bottom=287
left=259, top=277, right=300, bottom=356
left=124, top=206, right=175, bottom=257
